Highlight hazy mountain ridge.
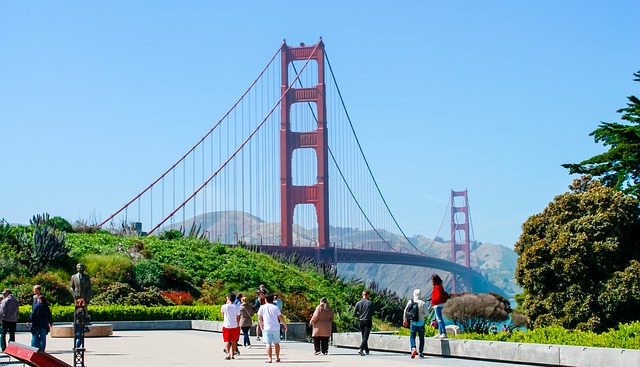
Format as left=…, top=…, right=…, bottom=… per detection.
left=168, top=211, right=522, bottom=299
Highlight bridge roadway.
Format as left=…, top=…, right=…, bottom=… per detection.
left=258, top=245, right=498, bottom=293
left=7, top=330, right=540, bottom=367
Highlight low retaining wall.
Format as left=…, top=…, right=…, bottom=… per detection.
left=16, top=320, right=307, bottom=342
left=333, top=332, right=640, bottom=367
left=51, top=323, right=113, bottom=337
left=191, top=320, right=307, bottom=342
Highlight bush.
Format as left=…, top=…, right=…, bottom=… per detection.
left=162, top=291, right=194, bottom=305
left=30, top=271, right=74, bottom=306
left=197, top=279, right=227, bottom=305
left=0, top=257, right=25, bottom=280
left=443, top=293, right=510, bottom=333
left=19, top=304, right=222, bottom=323
left=48, top=216, right=73, bottom=233
left=91, top=282, right=170, bottom=306
left=158, top=229, right=182, bottom=240
left=18, top=213, right=70, bottom=273
left=80, top=253, right=133, bottom=292
left=132, top=259, right=164, bottom=288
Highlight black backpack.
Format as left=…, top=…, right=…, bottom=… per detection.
left=405, top=300, right=419, bottom=322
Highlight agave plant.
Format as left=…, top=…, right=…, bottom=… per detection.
left=18, top=213, right=69, bottom=273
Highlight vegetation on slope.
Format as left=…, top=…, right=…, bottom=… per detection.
left=0, top=224, right=405, bottom=332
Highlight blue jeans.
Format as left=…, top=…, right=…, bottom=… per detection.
left=409, top=323, right=425, bottom=353
left=31, top=329, right=48, bottom=352
left=434, top=306, right=446, bottom=335
left=241, top=326, right=251, bottom=346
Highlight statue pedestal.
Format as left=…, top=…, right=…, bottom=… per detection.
left=51, top=324, right=113, bottom=338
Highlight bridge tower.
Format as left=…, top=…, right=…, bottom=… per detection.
left=280, top=40, right=330, bottom=249
left=450, top=189, right=471, bottom=292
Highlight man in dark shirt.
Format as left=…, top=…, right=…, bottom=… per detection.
left=0, top=289, right=19, bottom=352
left=353, top=290, right=374, bottom=356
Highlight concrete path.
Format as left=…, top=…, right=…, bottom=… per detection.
left=6, top=331, right=540, bottom=367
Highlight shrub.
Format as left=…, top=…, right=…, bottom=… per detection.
left=19, top=304, right=223, bottom=323
left=48, top=216, right=73, bottom=233
left=132, top=259, right=164, bottom=288
left=92, top=282, right=170, bottom=306
left=162, top=291, right=194, bottom=305
left=72, top=219, right=99, bottom=234
left=18, top=213, right=70, bottom=273
left=0, top=222, right=19, bottom=248
left=31, top=272, right=74, bottom=306
left=158, top=229, right=182, bottom=240
left=333, top=306, right=358, bottom=332
left=197, top=279, right=227, bottom=305
left=80, top=253, right=133, bottom=291
left=0, top=257, right=25, bottom=280
left=281, top=293, right=313, bottom=322
left=443, top=293, right=510, bottom=333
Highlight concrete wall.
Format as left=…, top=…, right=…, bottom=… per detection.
left=19, top=320, right=307, bottom=342
left=333, top=332, right=640, bottom=367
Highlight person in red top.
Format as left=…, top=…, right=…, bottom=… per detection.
left=430, top=274, right=448, bottom=339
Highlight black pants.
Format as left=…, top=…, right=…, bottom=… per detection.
left=358, top=320, right=372, bottom=353
left=313, top=336, right=329, bottom=354
left=1, top=321, right=17, bottom=351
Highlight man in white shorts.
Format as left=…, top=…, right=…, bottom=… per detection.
left=257, top=294, right=288, bottom=363
left=221, top=293, right=241, bottom=360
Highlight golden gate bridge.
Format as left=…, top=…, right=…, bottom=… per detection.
left=97, top=39, right=496, bottom=294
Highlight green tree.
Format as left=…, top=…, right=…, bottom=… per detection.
left=562, top=70, right=640, bottom=198
left=514, top=177, right=640, bottom=331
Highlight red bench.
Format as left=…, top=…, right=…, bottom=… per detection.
left=4, top=342, right=71, bottom=367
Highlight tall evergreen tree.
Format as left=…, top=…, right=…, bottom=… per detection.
left=562, top=70, right=640, bottom=198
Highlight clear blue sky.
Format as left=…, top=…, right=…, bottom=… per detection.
left=1, top=1, right=638, bottom=247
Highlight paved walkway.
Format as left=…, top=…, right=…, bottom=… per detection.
left=6, top=331, right=539, bottom=367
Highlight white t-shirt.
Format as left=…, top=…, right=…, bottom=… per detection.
left=257, top=303, right=281, bottom=331
left=221, top=303, right=240, bottom=328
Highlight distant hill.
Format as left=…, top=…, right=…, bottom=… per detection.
left=167, top=211, right=522, bottom=300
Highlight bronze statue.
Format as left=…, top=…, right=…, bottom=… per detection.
left=70, top=263, right=92, bottom=305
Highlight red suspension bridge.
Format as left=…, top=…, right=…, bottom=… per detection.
left=97, top=39, right=496, bottom=294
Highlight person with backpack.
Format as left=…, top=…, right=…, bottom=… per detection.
left=403, top=289, right=427, bottom=358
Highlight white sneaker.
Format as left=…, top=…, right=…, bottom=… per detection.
left=432, top=334, right=441, bottom=339
left=438, top=333, right=448, bottom=339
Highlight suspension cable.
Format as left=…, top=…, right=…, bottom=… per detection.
left=148, top=42, right=321, bottom=234
left=99, top=41, right=285, bottom=228
left=324, top=51, right=425, bottom=255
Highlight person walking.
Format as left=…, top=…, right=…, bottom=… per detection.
left=273, top=294, right=285, bottom=339
left=234, top=293, right=243, bottom=307
left=257, top=294, right=288, bottom=363
left=32, top=285, right=42, bottom=310
left=403, top=289, right=427, bottom=358
left=221, top=293, right=241, bottom=360
left=239, top=296, right=254, bottom=348
left=0, top=289, right=19, bottom=352
left=254, top=291, right=266, bottom=340
left=310, top=297, right=334, bottom=355
left=431, top=274, right=449, bottom=339
left=27, top=295, right=54, bottom=352
left=353, top=290, right=374, bottom=356
left=73, top=298, right=87, bottom=349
